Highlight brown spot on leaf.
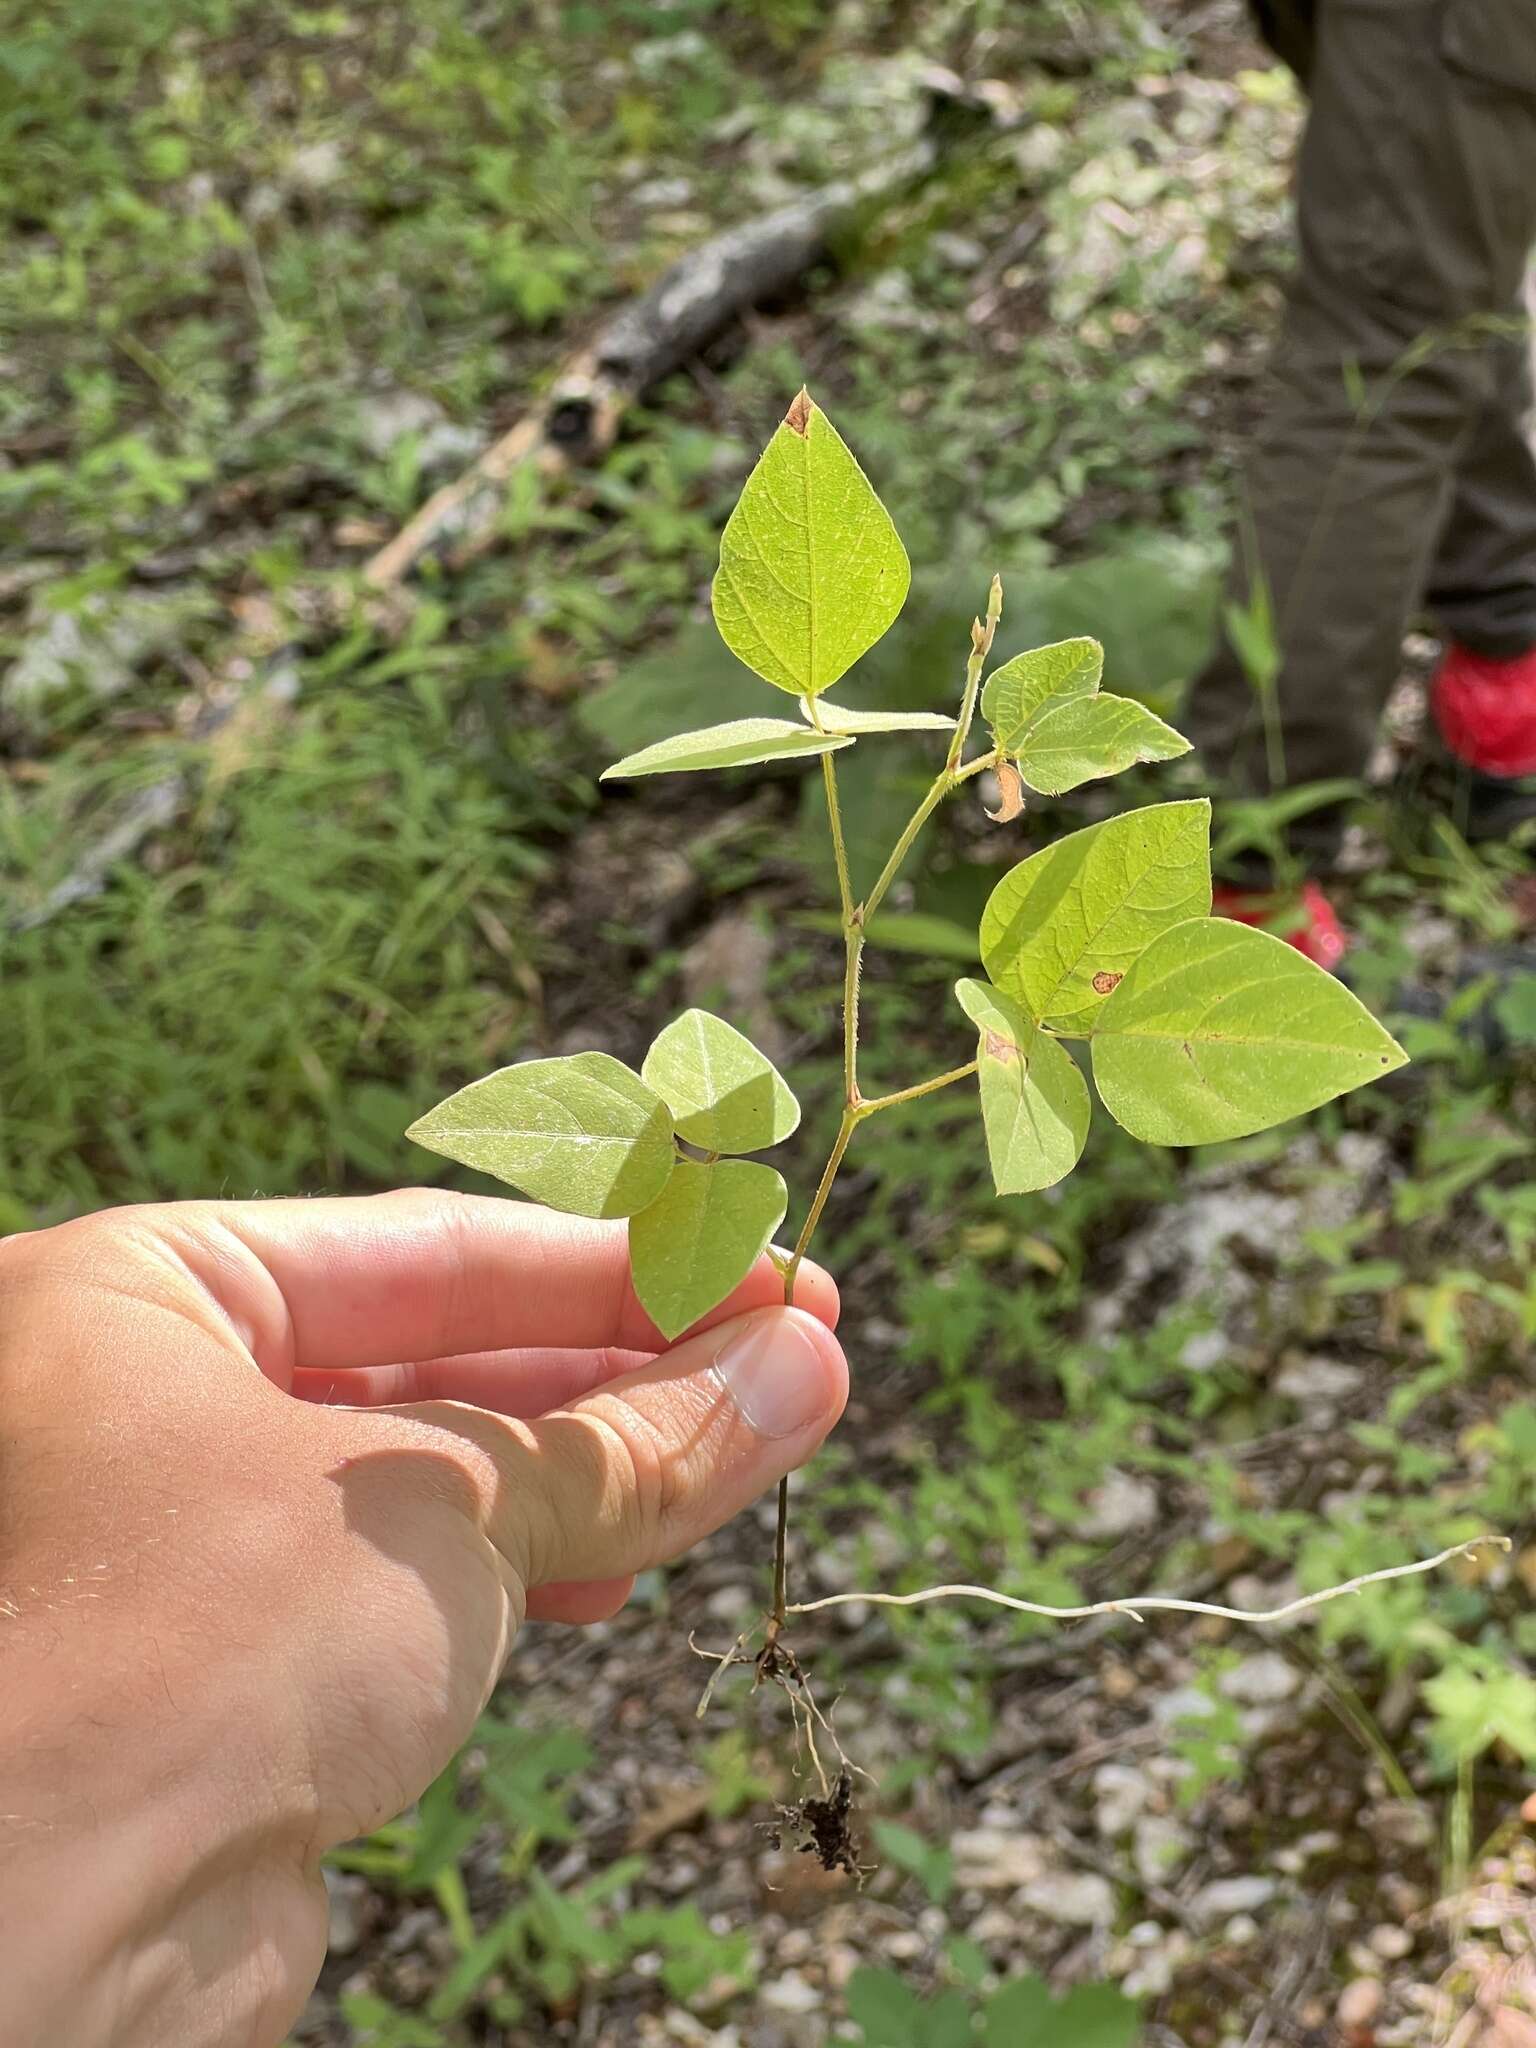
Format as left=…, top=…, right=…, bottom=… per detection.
left=784, top=388, right=813, bottom=437
left=1091, top=971, right=1123, bottom=995
left=985, top=759, right=1026, bottom=823
left=982, top=1028, right=1017, bottom=1064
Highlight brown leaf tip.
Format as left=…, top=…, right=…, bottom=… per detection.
left=785, top=388, right=813, bottom=437
left=1091, top=971, right=1123, bottom=995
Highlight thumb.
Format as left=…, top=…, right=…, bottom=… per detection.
left=499, top=1305, right=848, bottom=1591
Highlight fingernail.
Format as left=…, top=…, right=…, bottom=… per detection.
left=709, top=1311, right=827, bottom=1439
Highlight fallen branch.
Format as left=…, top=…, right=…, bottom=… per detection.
left=785, top=1535, right=1509, bottom=1628
left=364, top=68, right=1009, bottom=589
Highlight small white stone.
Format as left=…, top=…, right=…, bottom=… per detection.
left=1134, top=1815, right=1195, bottom=1886
left=1081, top=1469, right=1160, bottom=1540
left=1369, top=1922, right=1413, bottom=1960
left=1022, top=1871, right=1117, bottom=1927
left=882, top=1931, right=926, bottom=1961
left=1337, top=1977, right=1383, bottom=2029
left=1190, top=1875, right=1277, bottom=1924
left=761, top=1972, right=821, bottom=2015
left=953, top=1828, right=1048, bottom=1890
left=1220, top=1651, right=1301, bottom=1705
left=1093, top=1762, right=1153, bottom=1837
left=1275, top=1355, right=1364, bottom=1413
left=1179, top=1329, right=1227, bottom=1372
left=1151, top=1685, right=1216, bottom=1728
left=968, top=1907, right=1018, bottom=1945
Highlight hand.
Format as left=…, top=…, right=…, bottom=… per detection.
left=0, top=1191, right=845, bottom=2048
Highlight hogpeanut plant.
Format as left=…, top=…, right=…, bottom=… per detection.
left=408, top=389, right=1409, bottom=1710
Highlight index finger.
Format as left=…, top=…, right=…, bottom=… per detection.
left=163, top=1189, right=837, bottom=1375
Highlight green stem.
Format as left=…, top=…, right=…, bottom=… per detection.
left=864, top=749, right=997, bottom=930
left=769, top=581, right=1003, bottom=1632
left=855, top=1059, right=978, bottom=1119
left=818, top=752, right=861, bottom=1105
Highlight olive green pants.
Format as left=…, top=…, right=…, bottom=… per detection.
left=1189, top=0, right=1536, bottom=816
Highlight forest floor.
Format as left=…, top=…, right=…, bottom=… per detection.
left=5, top=2, right=1536, bottom=2044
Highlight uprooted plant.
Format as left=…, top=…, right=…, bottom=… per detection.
left=407, top=390, right=1500, bottom=1838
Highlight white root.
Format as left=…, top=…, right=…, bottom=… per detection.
left=786, top=1535, right=1509, bottom=1628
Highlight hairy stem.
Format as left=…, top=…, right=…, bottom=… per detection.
left=856, top=1059, right=978, bottom=1119
left=770, top=583, right=1004, bottom=1631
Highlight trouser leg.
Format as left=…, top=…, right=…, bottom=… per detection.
left=1425, top=302, right=1536, bottom=661
left=1189, top=0, right=1536, bottom=831
left=1248, top=0, right=1316, bottom=83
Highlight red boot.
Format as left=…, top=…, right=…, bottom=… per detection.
left=1212, top=879, right=1347, bottom=972
left=1432, top=642, right=1536, bottom=778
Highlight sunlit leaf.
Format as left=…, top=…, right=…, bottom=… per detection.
left=1016, top=693, right=1191, bottom=795
left=628, top=1158, right=788, bottom=1340
left=801, top=698, right=955, bottom=735
left=407, top=1054, right=675, bottom=1218
left=711, top=390, right=911, bottom=699
left=601, top=718, right=853, bottom=780
left=641, top=1008, right=799, bottom=1154
left=955, top=978, right=1090, bottom=1193
left=981, top=637, right=1102, bottom=754
left=981, top=800, right=1212, bottom=1035
left=1091, top=917, right=1408, bottom=1144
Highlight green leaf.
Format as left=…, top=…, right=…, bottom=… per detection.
left=981, top=800, right=1212, bottom=1036
left=980, top=1977, right=1053, bottom=2045
left=801, top=698, right=955, bottom=735
left=628, top=1158, right=788, bottom=1340
left=711, top=390, right=911, bottom=699
left=1016, top=693, right=1191, bottom=795
left=1054, top=1984, right=1142, bottom=2048
left=1425, top=1662, right=1536, bottom=1767
left=406, top=1053, right=674, bottom=1218
left=846, top=1966, right=924, bottom=2046
left=918, top=1991, right=973, bottom=2048
left=641, top=1008, right=800, bottom=1154
left=955, top=978, right=1090, bottom=1194
left=870, top=1819, right=953, bottom=1905
left=981, top=636, right=1102, bottom=753
left=1091, top=917, right=1408, bottom=1145
left=601, top=718, right=853, bottom=780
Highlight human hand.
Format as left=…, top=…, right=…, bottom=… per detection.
left=0, top=1190, right=845, bottom=2048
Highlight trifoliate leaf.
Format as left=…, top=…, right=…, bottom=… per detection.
left=1016, top=693, right=1191, bottom=795
left=601, top=718, right=853, bottom=780
left=1091, top=917, right=1408, bottom=1144
left=955, top=978, right=1090, bottom=1194
left=628, top=1158, right=788, bottom=1340
left=981, top=637, right=1102, bottom=754
left=407, top=1053, right=675, bottom=1218
left=981, top=800, right=1211, bottom=1036
left=800, top=698, right=955, bottom=734
left=711, top=390, right=911, bottom=699
left=641, top=1008, right=800, bottom=1155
